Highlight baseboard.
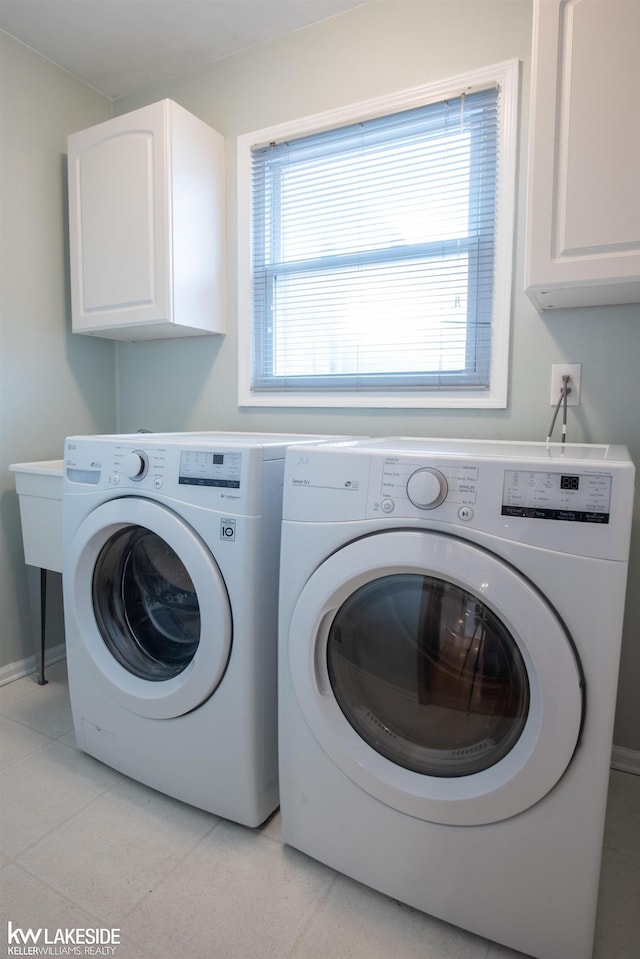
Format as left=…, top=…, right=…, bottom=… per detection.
left=611, top=746, right=640, bottom=776
left=0, top=644, right=66, bottom=686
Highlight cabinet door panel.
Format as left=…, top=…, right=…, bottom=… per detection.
left=525, top=0, right=640, bottom=310
left=79, top=131, right=160, bottom=313
left=68, top=99, right=225, bottom=340
left=561, top=0, right=639, bottom=254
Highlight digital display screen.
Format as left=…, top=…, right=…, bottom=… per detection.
left=560, top=475, right=580, bottom=491
left=179, top=450, right=241, bottom=488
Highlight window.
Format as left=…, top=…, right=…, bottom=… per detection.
left=237, top=61, right=518, bottom=408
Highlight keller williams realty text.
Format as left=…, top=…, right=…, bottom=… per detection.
left=7, top=949, right=117, bottom=957
left=7, top=923, right=120, bottom=955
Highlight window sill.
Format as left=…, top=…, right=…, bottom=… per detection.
left=238, top=389, right=507, bottom=410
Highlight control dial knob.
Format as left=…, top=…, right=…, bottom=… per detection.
left=123, top=450, right=148, bottom=480
left=406, top=468, right=448, bottom=509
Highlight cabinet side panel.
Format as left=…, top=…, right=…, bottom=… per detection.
left=169, top=103, right=226, bottom=335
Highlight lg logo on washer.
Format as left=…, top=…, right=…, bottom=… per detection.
left=220, top=518, right=236, bottom=541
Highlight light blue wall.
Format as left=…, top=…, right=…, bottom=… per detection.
left=113, top=0, right=640, bottom=750
left=0, top=32, right=114, bottom=670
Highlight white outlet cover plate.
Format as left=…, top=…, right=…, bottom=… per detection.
left=550, top=363, right=581, bottom=406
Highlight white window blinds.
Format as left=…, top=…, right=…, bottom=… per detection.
left=241, top=64, right=517, bottom=407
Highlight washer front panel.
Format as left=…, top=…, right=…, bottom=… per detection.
left=288, top=529, right=583, bottom=826
left=69, top=497, right=232, bottom=719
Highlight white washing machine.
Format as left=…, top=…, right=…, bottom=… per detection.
left=278, top=437, right=635, bottom=958
left=62, top=431, right=347, bottom=827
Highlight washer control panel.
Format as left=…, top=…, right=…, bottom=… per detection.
left=63, top=440, right=247, bottom=498
left=63, top=443, right=171, bottom=489
left=64, top=436, right=274, bottom=515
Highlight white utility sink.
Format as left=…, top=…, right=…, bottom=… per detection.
left=10, top=460, right=63, bottom=573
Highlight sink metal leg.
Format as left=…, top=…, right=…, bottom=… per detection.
left=37, top=567, right=48, bottom=685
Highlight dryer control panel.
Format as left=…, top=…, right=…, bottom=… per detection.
left=282, top=440, right=635, bottom=560
left=502, top=469, right=612, bottom=523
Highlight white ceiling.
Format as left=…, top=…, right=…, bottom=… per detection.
left=0, top=0, right=368, bottom=99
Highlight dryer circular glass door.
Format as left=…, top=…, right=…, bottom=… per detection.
left=68, top=498, right=232, bottom=719
left=288, top=530, right=583, bottom=826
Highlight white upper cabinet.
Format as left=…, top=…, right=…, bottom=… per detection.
left=68, top=99, right=225, bottom=340
left=525, top=0, right=640, bottom=310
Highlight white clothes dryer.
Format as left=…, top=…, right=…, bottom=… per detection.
left=278, top=437, right=635, bottom=958
left=62, top=431, right=347, bottom=827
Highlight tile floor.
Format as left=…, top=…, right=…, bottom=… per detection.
left=1, top=660, right=639, bottom=959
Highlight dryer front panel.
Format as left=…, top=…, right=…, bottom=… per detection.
left=288, top=529, right=583, bottom=825
left=68, top=498, right=232, bottom=718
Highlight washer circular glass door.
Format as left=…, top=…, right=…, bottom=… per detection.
left=92, top=525, right=201, bottom=682
left=68, top=498, right=232, bottom=719
left=288, top=530, right=583, bottom=826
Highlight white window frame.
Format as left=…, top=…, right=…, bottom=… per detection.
left=237, top=60, right=519, bottom=409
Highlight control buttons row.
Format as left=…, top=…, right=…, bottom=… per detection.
left=110, top=471, right=163, bottom=488
left=379, top=498, right=474, bottom=521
